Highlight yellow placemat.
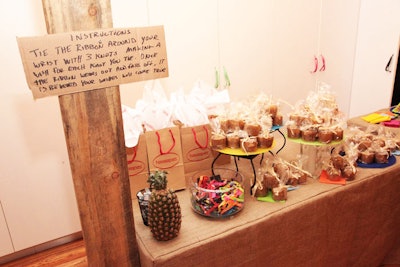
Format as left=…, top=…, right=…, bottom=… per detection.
left=217, top=145, right=273, bottom=157
left=287, top=136, right=343, bottom=146
left=361, top=111, right=396, bottom=124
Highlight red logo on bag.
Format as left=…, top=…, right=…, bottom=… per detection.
left=128, top=160, right=145, bottom=176
left=187, top=147, right=211, bottom=162
left=153, top=153, right=180, bottom=169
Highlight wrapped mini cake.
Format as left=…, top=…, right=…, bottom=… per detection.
left=287, top=123, right=301, bottom=139
left=301, top=126, right=318, bottom=142
left=263, top=172, right=280, bottom=189
left=332, top=127, right=344, bottom=141
left=291, top=168, right=308, bottom=184
left=241, top=136, right=258, bottom=153
left=318, top=127, right=333, bottom=144
left=273, top=113, right=283, bottom=126
left=209, top=116, right=227, bottom=150
left=266, top=104, right=278, bottom=118
left=341, top=163, right=356, bottom=181
left=386, top=139, right=398, bottom=153
left=211, top=133, right=227, bottom=150
left=289, top=113, right=306, bottom=126
left=219, top=118, right=229, bottom=133
left=326, top=162, right=342, bottom=181
left=257, top=133, right=274, bottom=148
left=331, top=154, right=345, bottom=170
left=226, top=133, right=240, bottom=149
left=272, top=186, right=288, bottom=201
left=327, top=142, right=358, bottom=181
left=273, top=162, right=291, bottom=180
left=359, top=150, right=375, bottom=164
left=287, top=175, right=298, bottom=186
left=373, top=138, right=386, bottom=148
left=256, top=114, right=274, bottom=148
left=374, top=149, right=389, bottom=164
left=272, top=160, right=289, bottom=201
left=358, top=139, right=372, bottom=151
left=227, top=119, right=245, bottom=131
left=244, top=122, right=261, bottom=137
left=253, top=179, right=268, bottom=197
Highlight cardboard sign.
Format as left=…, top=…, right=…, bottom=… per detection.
left=17, top=26, right=168, bottom=99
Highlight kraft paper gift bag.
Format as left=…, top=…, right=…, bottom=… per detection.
left=126, top=134, right=149, bottom=199
left=180, top=124, right=213, bottom=178
left=180, top=124, right=230, bottom=179
left=145, top=127, right=186, bottom=191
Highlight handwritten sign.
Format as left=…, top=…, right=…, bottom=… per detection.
left=17, top=26, right=168, bottom=99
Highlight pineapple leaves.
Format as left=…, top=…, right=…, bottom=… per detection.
left=148, top=170, right=168, bottom=190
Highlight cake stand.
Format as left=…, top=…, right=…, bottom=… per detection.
left=211, top=147, right=272, bottom=195
left=287, top=137, right=343, bottom=178
left=211, top=126, right=285, bottom=195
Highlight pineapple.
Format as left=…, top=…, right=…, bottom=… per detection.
left=147, top=170, right=182, bottom=241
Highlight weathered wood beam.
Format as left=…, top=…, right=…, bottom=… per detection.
left=41, top=1, right=140, bottom=266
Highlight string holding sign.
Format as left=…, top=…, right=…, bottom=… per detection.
left=17, top=26, right=169, bottom=99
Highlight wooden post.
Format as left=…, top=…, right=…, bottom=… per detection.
left=41, top=1, right=140, bottom=266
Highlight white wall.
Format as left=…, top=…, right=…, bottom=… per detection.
left=113, top=0, right=220, bottom=107
left=0, top=0, right=82, bottom=251
left=349, top=0, right=400, bottom=118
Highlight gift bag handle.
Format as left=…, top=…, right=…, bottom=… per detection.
left=127, top=146, right=137, bottom=164
left=192, top=126, right=209, bottom=149
left=156, top=129, right=176, bottom=155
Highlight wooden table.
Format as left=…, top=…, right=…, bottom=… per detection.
left=131, top=138, right=400, bottom=267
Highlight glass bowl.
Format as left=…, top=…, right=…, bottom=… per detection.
left=189, top=168, right=245, bottom=218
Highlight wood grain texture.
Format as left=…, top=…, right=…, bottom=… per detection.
left=2, top=239, right=87, bottom=267
left=41, top=1, right=140, bottom=266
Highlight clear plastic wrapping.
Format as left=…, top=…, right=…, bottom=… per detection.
left=254, top=155, right=312, bottom=200
left=346, top=125, right=399, bottom=164
left=209, top=93, right=281, bottom=152
left=325, top=141, right=358, bottom=181
left=285, top=84, right=346, bottom=143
